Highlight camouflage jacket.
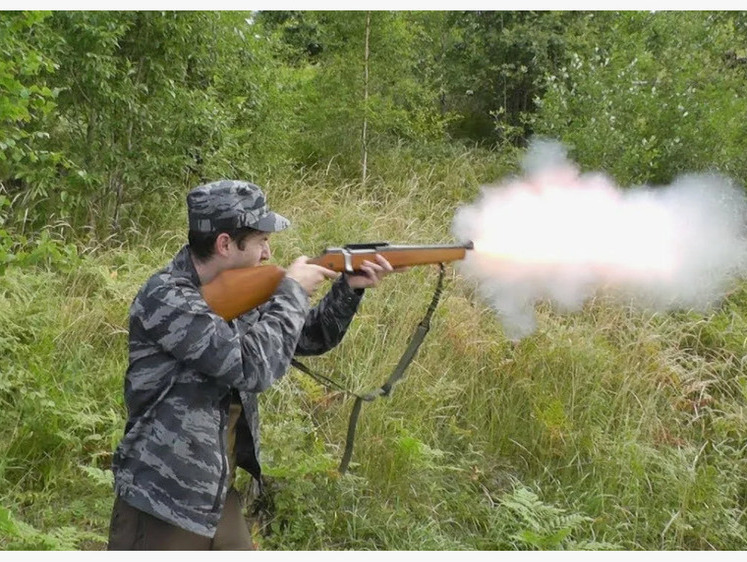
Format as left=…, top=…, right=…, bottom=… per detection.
left=111, top=245, right=363, bottom=537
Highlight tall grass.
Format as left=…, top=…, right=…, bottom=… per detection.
left=1, top=146, right=746, bottom=549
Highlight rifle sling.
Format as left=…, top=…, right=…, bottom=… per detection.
left=291, top=263, right=446, bottom=474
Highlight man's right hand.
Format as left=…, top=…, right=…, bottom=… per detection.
left=286, top=256, right=339, bottom=296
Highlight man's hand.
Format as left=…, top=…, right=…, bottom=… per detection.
left=286, top=257, right=339, bottom=296
left=345, top=254, right=407, bottom=290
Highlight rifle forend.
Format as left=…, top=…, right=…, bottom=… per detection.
left=202, top=241, right=473, bottom=321
left=308, top=241, right=474, bottom=273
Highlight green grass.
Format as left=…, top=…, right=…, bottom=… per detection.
left=1, top=151, right=746, bottom=549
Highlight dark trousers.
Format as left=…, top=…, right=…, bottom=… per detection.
left=107, top=487, right=255, bottom=550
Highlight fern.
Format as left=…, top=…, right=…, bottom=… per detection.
left=79, top=465, right=114, bottom=489
left=497, top=486, right=620, bottom=550
left=0, top=505, right=104, bottom=550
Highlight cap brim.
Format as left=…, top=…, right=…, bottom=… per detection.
left=251, top=211, right=291, bottom=232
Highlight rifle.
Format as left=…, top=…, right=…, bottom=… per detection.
left=202, top=241, right=473, bottom=321
left=202, top=241, right=473, bottom=474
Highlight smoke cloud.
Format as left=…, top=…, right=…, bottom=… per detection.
left=452, top=139, right=747, bottom=339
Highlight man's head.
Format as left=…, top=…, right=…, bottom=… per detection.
left=187, top=180, right=289, bottom=269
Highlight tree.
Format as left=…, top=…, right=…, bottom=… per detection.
left=257, top=11, right=451, bottom=178
left=436, top=11, right=581, bottom=146
left=0, top=11, right=63, bottom=230
left=2, top=11, right=284, bottom=237
left=533, top=11, right=747, bottom=185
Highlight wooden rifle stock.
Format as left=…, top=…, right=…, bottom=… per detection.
left=202, top=241, right=473, bottom=321
left=202, top=264, right=286, bottom=322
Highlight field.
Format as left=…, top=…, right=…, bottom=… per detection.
left=2, top=156, right=746, bottom=550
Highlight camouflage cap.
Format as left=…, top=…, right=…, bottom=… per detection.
left=187, top=180, right=290, bottom=233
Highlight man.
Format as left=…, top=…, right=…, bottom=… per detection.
left=108, top=179, right=396, bottom=550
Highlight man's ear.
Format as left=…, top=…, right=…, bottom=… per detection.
left=214, top=232, right=232, bottom=258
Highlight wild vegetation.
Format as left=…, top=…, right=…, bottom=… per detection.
left=1, top=10, right=746, bottom=550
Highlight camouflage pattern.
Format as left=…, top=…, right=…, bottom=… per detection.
left=112, top=245, right=363, bottom=537
left=187, top=180, right=290, bottom=233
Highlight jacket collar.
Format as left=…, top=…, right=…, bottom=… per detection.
left=169, top=244, right=202, bottom=287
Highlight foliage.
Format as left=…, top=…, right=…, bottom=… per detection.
left=1, top=11, right=295, bottom=238
left=0, top=505, right=102, bottom=550
left=533, top=11, right=747, bottom=185
left=4, top=11, right=747, bottom=238
left=258, top=11, right=453, bottom=176
left=2, top=9, right=747, bottom=553
left=0, top=11, right=68, bottom=218
left=437, top=11, right=582, bottom=145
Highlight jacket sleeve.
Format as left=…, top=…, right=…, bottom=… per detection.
left=140, top=275, right=309, bottom=392
left=293, top=275, right=364, bottom=356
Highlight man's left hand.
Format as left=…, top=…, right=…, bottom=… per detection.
left=345, top=254, right=407, bottom=290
